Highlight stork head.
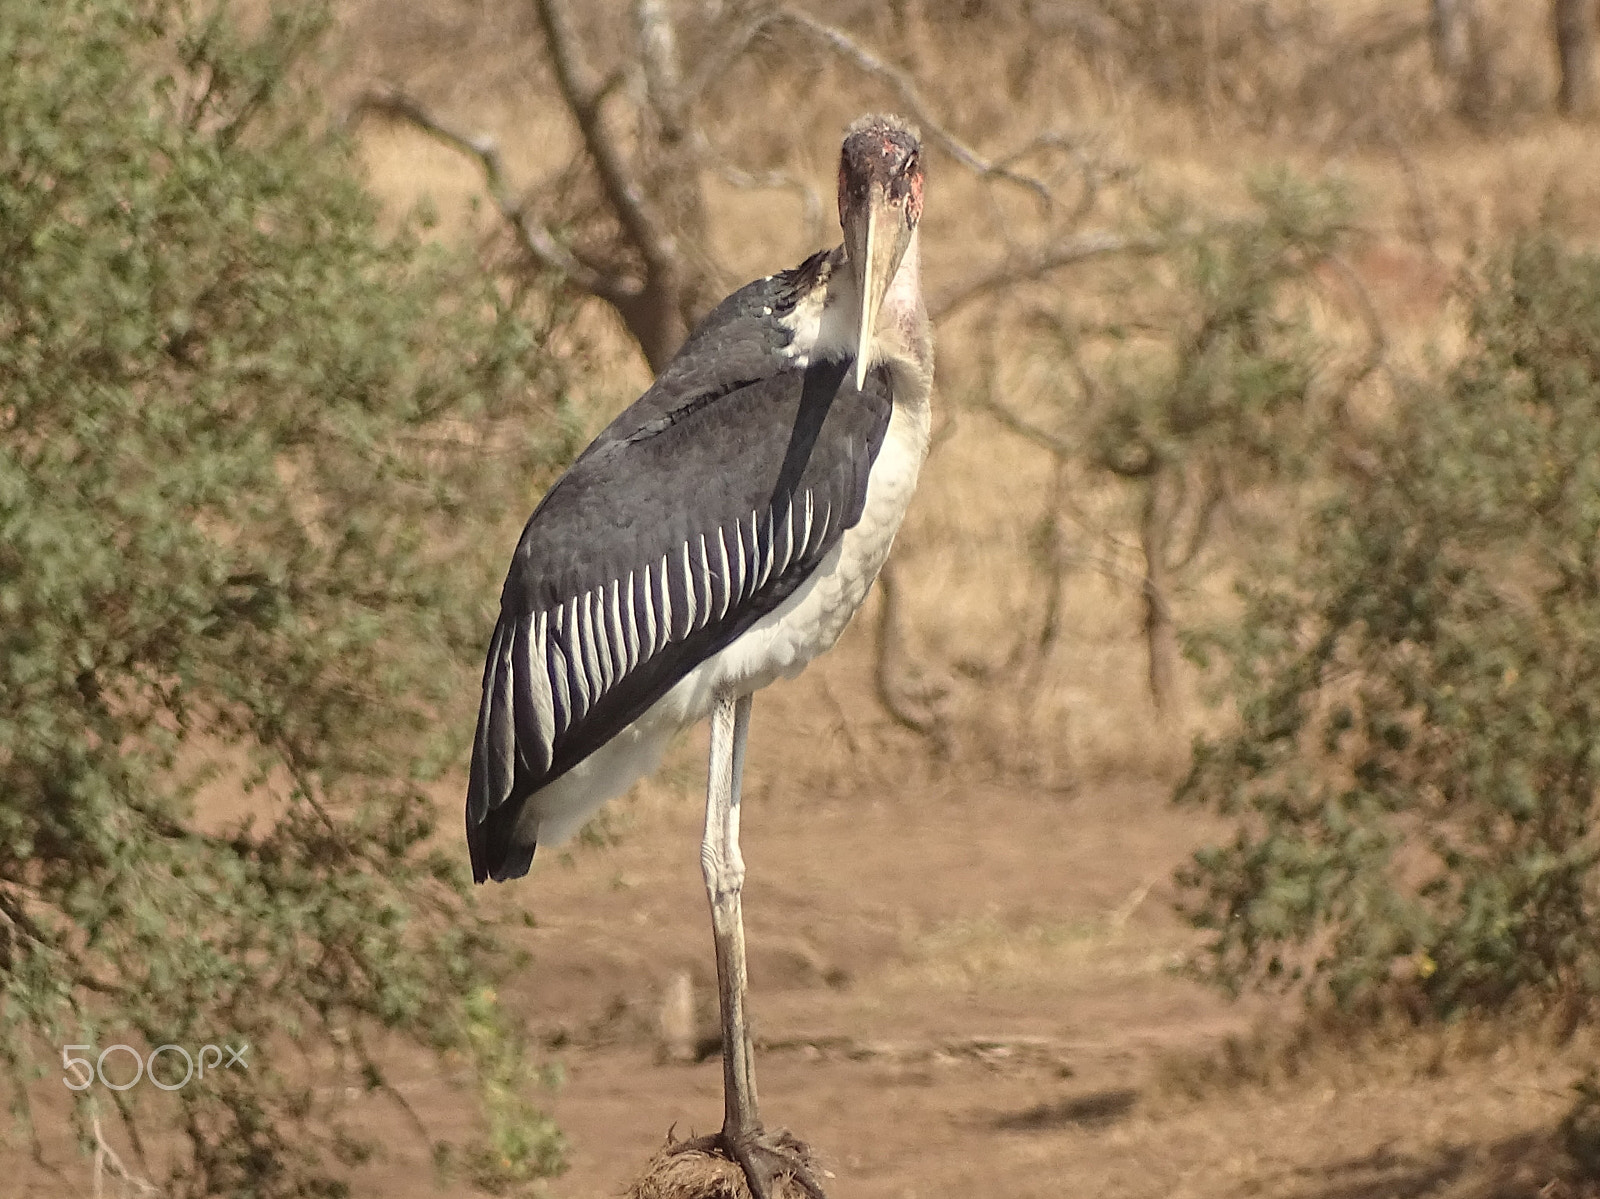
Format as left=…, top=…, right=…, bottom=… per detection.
left=838, top=114, right=923, bottom=389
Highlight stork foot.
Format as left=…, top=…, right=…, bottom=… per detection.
left=670, top=1125, right=828, bottom=1199
left=724, top=1126, right=827, bottom=1199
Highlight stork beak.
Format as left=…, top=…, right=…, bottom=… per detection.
left=844, top=184, right=905, bottom=391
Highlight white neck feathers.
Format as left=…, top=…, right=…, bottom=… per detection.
left=778, top=230, right=932, bottom=396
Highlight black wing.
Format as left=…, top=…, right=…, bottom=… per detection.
left=467, top=260, right=891, bottom=882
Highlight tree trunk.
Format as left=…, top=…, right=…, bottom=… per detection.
left=617, top=278, right=692, bottom=376
left=1430, top=0, right=1474, bottom=78
left=1139, top=472, right=1178, bottom=714
left=1430, top=0, right=1496, bottom=123
left=1554, top=0, right=1599, bottom=117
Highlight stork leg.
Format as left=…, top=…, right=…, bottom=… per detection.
left=679, top=686, right=827, bottom=1199
left=706, top=688, right=759, bottom=1134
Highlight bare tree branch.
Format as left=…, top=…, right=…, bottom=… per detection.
left=1376, top=121, right=1442, bottom=255
left=689, top=4, right=1076, bottom=204
left=349, top=1027, right=433, bottom=1147
left=970, top=307, right=1071, bottom=471
left=1023, top=306, right=1119, bottom=412
left=931, top=233, right=1165, bottom=322
left=992, top=129, right=1134, bottom=231
left=1029, top=454, right=1073, bottom=683
left=872, top=564, right=946, bottom=747
left=975, top=393, right=1071, bottom=456
left=357, top=4, right=1158, bottom=376
left=682, top=5, right=783, bottom=106
left=61, top=1073, right=159, bottom=1199
left=533, top=0, right=680, bottom=278
left=815, top=673, right=863, bottom=757
left=347, top=87, right=636, bottom=307
left=1138, top=468, right=1179, bottom=712
left=634, top=0, right=688, bottom=141
left=1315, top=252, right=1389, bottom=398
left=772, top=7, right=1058, bottom=204
left=691, top=128, right=828, bottom=247
left=1167, top=460, right=1227, bottom=573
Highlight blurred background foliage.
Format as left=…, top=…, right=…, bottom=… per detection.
left=1179, top=233, right=1600, bottom=1021
left=0, top=0, right=574, bottom=1193
left=6, top=0, right=1600, bottom=1194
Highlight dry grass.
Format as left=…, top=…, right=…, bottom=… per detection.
left=334, top=0, right=1600, bottom=796
left=1156, top=1009, right=1600, bottom=1105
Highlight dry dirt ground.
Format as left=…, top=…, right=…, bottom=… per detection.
left=334, top=630, right=1594, bottom=1199
left=348, top=627, right=1592, bottom=1199
left=13, top=622, right=1593, bottom=1199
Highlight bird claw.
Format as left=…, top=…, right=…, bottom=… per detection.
left=728, top=1126, right=829, bottom=1199
left=670, top=1125, right=829, bottom=1199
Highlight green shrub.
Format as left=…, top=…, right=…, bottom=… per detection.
left=992, top=172, right=1364, bottom=711
left=1180, top=233, right=1600, bottom=1018
left=0, top=0, right=568, bottom=1191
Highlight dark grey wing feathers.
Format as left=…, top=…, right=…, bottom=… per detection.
left=468, top=283, right=888, bottom=882
left=472, top=621, right=514, bottom=819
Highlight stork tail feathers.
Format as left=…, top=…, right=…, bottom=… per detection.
left=467, top=618, right=537, bottom=882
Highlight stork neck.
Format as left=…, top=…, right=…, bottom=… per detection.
left=881, top=226, right=922, bottom=320
left=779, top=232, right=931, bottom=387
left=874, top=227, right=932, bottom=388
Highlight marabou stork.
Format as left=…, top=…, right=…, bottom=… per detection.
left=466, top=114, right=930, bottom=1199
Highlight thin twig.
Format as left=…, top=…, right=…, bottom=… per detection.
left=1376, top=121, right=1441, bottom=257
left=349, top=1028, right=433, bottom=1145
left=683, top=4, right=784, bottom=105
left=64, top=1065, right=159, bottom=1199
left=975, top=394, right=1070, bottom=456
left=1023, top=306, right=1112, bottom=412
left=815, top=674, right=863, bottom=758
left=871, top=564, right=945, bottom=746
left=1315, top=252, right=1389, bottom=399
left=1108, top=876, right=1159, bottom=930
left=931, top=233, right=1166, bottom=322
left=1168, top=460, right=1227, bottom=573
left=347, top=87, right=636, bottom=307
left=692, top=128, right=827, bottom=247
left=1060, top=542, right=1176, bottom=614
left=772, top=7, right=1056, bottom=203
left=533, top=0, right=680, bottom=278
left=1029, top=453, right=1074, bottom=701
left=634, top=0, right=688, bottom=141
left=691, top=4, right=1070, bottom=204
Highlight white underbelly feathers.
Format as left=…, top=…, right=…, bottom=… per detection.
left=671, top=394, right=929, bottom=708
left=522, top=397, right=931, bottom=848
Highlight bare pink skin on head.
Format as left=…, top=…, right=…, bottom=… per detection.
left=834, top=114, right=927, bottom=390
left=836, top=114, right=923, bottom=232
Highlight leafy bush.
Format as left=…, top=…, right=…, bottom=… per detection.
left=0, top=0, right=569, bottom=1191
left=986, top=173, right=1365, bottom=713
left=1566, top=1070, right=1600, bottom=1180
left=1180, top=234, right=1600, bottom=1019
